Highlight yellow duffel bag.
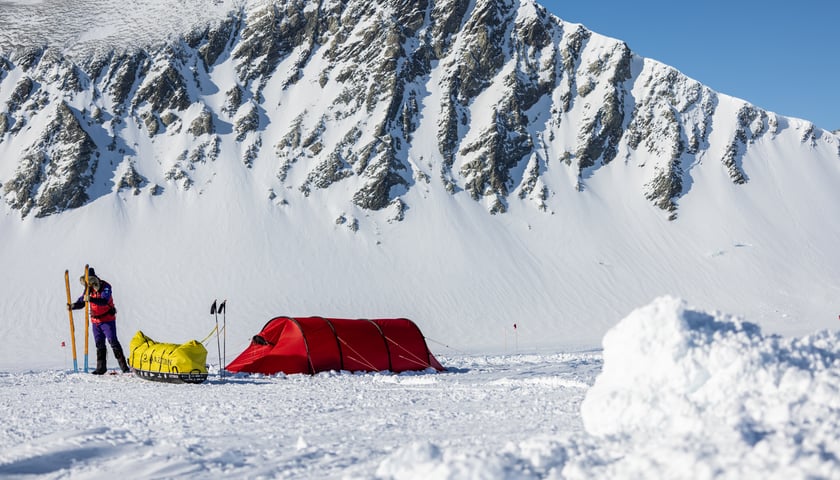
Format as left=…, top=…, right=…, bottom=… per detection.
left=128, top=330, right=208, bottom=384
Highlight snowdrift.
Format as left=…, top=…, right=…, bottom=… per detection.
left=376, top=297, right=840, bottom=478
left=575, top=296, right=840, bottom=478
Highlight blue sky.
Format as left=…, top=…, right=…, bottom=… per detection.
left=539, top=1, right=839, bottom=131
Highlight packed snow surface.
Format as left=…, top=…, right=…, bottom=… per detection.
left=0, top=0, right=238, bottom=55
left=2, top=297, right=838, bottom=479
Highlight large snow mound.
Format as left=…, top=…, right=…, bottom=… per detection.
left=374, top=297, right=840, bottom=479
left=580, top=296, right=840, bottom=478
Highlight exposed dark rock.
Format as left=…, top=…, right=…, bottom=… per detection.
left=232, top=0, right=323, bottom=91
left=301, top=153, right=353, bottom=195
left=11, top=46, right=43, bottom=71
left=352, top=165, right=406, bottom=210
left=624, top=66, right=719, bottom=217
left=188, top=108, right=215, bottom=136
left=721, top=105, right=765, bottom=185
left=3, top=102, right=97, bottom=217
left=160, top=112, right=179, bottom=127
left=388, top=197, right=406, bottom=223
left=460, top=103, right=533, bottom=200
left=243, top=137, right=261, bottom=168
left=455, top=0, right=510, bottom=100
left=117, top=161, right=147, bottom=195
left=102, top=52, right=149, bottom=107
left=7, top=77, right=34, bottom=113
left=3, top=150, right=44, bottom=216
left=335, top=214, right=359, bottom=232
left=222, top=85, right=243, bottom=115
left=436, top=0, right=520, bottom=191
left=429, top=0, right=468, bottom=58
left=37, top=49, right=82, bottom=92
left=801, top=123, right=817, bottom=147
left=234, top=102, right=259, bottom=141
left=275, top=114, right=305, bottom=182
left=165, top=165, right=193, bottom=190
left=575, top=43, right=632, bottom=171
left=489, top=196, right=507, bottom=215
left=301, top=118, right=325, bottom=153
left=560, top=26, right=591, bottom=113
left=645, top=160, right=684, bottom=220
left=518, top=157, right=546, bottom=210
left=437, top=83, right=461, bottom=173
left=188, top=136, right=221, bottom=165
left=721, top=142, right=747, bottom=185
left=351, top=137, right=409, bottom=211
left=132, top=55, right=191, bottom=112
left=197, top=16, right=239, bottom=69
left=141, top=111, right=159, bottom=136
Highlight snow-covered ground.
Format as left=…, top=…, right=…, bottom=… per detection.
left=1, top=297, right=838, bottom=479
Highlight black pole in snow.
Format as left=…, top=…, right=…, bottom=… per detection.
left=219, top=300, right=227, bottom=379
left=211, top=300, right=223, bottom=381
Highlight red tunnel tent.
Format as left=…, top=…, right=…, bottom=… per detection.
left=226, top=317, right=445, bottom=375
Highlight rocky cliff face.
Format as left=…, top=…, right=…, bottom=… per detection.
left=0, top=0, right=836, bottom=219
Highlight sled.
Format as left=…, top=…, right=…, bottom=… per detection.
left=128, top=330, right=208, bottom=384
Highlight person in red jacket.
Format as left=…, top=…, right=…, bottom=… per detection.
left=68, top=268, right=130, bottom=374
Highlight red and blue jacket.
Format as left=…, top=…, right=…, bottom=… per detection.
left=75, top=280, right=116, bottom=324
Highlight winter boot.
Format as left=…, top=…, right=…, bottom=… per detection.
left=91, top=348, right=107, bottom=375
left=113, top=344, right=130, bottom=373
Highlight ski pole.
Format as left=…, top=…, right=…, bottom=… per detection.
left=64, top=270, right=78, bottom=373
left=83, top=264, right=91, bottom=373
left=219, top=300, right=227, bottom=378
left=211, top=300, right=222, bottom=380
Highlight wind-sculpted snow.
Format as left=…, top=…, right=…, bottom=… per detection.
left=0, top=0, right=238, bottom=57
left=579, top=296, right=840, bottom=478
left=2, top=298, right=838, bottom=478
left=377, top=298, right=840, bottom=479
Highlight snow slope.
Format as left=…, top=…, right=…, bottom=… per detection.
left=0, top=1, right=838, bottom=373
left=2, top=124, right=838, bottom=372
left=1, top=297, right=838, bottom=479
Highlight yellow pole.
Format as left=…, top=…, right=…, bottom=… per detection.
left=84, top=264, right=90, bottom=372
left=64, top=270, right=78, bottom=372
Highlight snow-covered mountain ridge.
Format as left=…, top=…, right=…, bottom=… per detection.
left=1, top=0, right=836, bottom=220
